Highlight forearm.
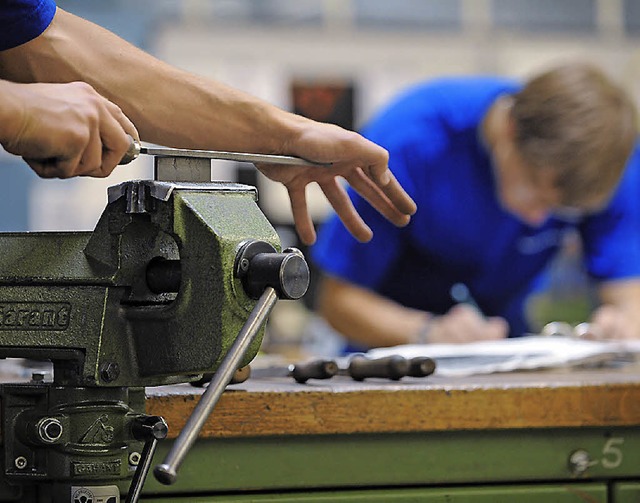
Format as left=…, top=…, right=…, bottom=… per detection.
left=0, top=8, right=301, bottom=153
left=0, top=80, right=23, bottom=144
left=317, top=276, right=430, bottom=348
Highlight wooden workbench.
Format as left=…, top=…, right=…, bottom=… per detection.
left=147, top=368, right=640, bottom=438
left=142, top=366, right=640, bottom=502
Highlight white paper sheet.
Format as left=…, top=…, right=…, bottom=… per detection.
left=366, top=336, right=640, bottom=377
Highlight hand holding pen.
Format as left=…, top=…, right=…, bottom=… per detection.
left=416, top=283, right=508, bottom=344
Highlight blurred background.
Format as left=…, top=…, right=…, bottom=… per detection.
left=2, top=0, right=638, bottom=354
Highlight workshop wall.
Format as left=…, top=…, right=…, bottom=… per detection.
left=2, top=0, right=639, bottom=233
left=147, top=0, right=640, bottom=351
left=149, top=0, right=640, bottom=228
left=2, top=0, right=639, bottom=352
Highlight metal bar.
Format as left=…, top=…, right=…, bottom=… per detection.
left=154, top=286, right=278, bottom=485
left=154, top=156, right=211, bottom=182
left=125, top=437, right=159, bottom=503
left=119, top=137, right=330, bottom=167
left=141, top=146, right=328, bottom=167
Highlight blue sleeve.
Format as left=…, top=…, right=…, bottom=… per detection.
left=581, top=145, right=640, bottom=281
left=311, top=79, right=504, bottom=291
left=0, top=0, right=57, bottom=51
left=311, top=170, right=409, bottom=289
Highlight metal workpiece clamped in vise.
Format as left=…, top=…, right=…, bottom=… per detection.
left=0, top=143, right=312, bottom=502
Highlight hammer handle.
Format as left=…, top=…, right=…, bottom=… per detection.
left=348, top=355, right=410, bottom=381
left=290, top=359, right=338, bottom=383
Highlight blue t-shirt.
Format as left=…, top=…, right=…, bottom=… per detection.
left=311, top=76, right=640, bottom=339
left=0, top=0, right=57, bottom=51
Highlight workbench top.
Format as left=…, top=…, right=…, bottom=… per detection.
left=146, top=365, right=640, bottom=439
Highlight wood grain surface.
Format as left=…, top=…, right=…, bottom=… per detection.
left=146, top=368, right=640, bottom=439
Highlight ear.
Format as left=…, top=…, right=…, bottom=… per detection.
left=502, top=98, right=517, bottom=142
left=492, top=95, right=516, bottom=146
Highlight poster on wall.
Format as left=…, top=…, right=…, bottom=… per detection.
left=291, top=79, right=355, bottom=131
left=258, top=78, right=356, bottom=229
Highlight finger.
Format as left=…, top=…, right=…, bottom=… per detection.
left=320, top=178, right=373, bottom=243
left=76, top=126, right=103, bottom=176
left=486, top=317, right=509, bottom=339
left=592, top=315, right=629, bottom=340
left=450, top=303, right=478, bottom=317
left=98, top=112, right=134, bottom=177
left=449, top=305, right=502, bottom=340
left=359, top=143, right=391, bottom=186
left=23, top=126, right=89, bottom=178
left=589, top=307, right=618, bottom=339
left=370, top=169, right=417, bottom=216
left=357, top=143, right=416, bottom=215
left=105, top=100, right=140, bottom=141
left=25, top=155, right=83, bottom=179
left=24, top=158, right=58, bottom=178
left=346, top=168, right=410, bottom=227
left=288, top=185, right=317, bottom=246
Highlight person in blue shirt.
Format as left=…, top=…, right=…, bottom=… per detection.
left=312, top=62, right=640, bottom=348
left=0, top=0, right=415, bottom=245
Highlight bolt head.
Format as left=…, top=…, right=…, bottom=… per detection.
left=37, top=417, right=63, bottom=444
left=129, top=452, right=141, bottom=466
left=100, top=362, right=120, bottom=382
left=14, top=456, right=27, bottom=469
left=568, top=449, right=592, bottom=475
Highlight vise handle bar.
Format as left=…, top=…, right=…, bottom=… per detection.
left=153, top=286, right=279, bottom=485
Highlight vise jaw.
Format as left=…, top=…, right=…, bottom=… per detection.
left=0, top=180, right=282, bottom=388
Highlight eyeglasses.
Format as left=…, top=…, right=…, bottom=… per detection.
left=550, top=206, right=589, bottom=221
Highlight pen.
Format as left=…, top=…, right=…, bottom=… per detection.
left=450, top=282, right=482, bottom=313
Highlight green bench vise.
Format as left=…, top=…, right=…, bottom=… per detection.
left=0, top=150, right=310, bottom=503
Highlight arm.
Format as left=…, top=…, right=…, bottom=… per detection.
left=0, top=8, right=415, bottom=244
left=317, top=276, right=430, bottom=347
left=317, top=276, right=508, bottom=348
left=578, top=144, right=640, bottom=340
left=589, top=279, right=640, bottom=339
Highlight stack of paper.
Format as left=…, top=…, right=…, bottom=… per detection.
left=366, top=336, right=640, bottom=378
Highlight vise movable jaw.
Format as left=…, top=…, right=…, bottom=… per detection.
left=0, top=179, right=307, bottom=387
left=0, top=177, right=309, bottom=502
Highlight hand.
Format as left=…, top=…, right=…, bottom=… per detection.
left=426, top=304, right=508, bottom=344
left=0, top=80, right=138, bottom=178
left=256, top=121, right=417, bottom=245
left=588, top=304, right=640, bottom=340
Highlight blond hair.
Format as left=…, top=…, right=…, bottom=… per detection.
left=511, top=63, right=637, bottom=208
